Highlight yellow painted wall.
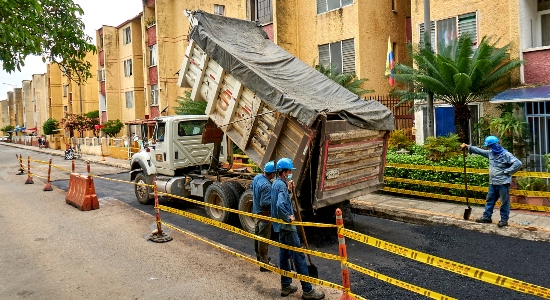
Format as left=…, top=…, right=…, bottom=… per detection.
left=0, top=100, right=7, bottom=129
left=102, top=26, right=122, bottom=123
left=22, top=80, right=35, bottom=130
left=32, top=74, right=48, bottom=136
left=47, top=64, right=65, bottom=124
left=149, top=0, right=247, bottom=116
left=273, top=0, right=411, bottom=96
left=14, top=88, right=23, bottom=129
left=7, top=91, right=15, bottom=126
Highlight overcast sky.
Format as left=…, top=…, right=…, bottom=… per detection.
left=0, top=0, right=142, bottom=98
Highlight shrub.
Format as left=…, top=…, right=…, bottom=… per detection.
left=516, top=177, right=549, bottom=191
left=388, top=129, right=413, bottom=151
left=101, top=119, right=124, bottom=137
left=42, top=119, right=59, bottom=135
left=385, top=148, right=489, bottom=199
left=423, top=134, right=461, bottom=161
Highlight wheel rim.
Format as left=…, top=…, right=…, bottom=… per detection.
left=136, top=179, right=147, bottom=199
left=210, top=194, right=223, bottom=219
left=242, top=199, right=256, bottom=230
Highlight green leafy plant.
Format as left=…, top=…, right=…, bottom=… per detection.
left=42, top=118, right=59, bottom=135
left=174, top=91, right=207, bottom=115
left=0, top=125, right=15, bottom=136
left=423, top=134, right=461, bottom=161
left=101, top=119, right=124, bottom=137
left=314, top=64, right=374, bottom=96
left=489, top=112, right=529, bottom=160
left=516, top=177, right=549, bottom=191
left=543, top=153, right=550, bottom=172
left=0, top=0, right=96, bottom=77
left=388, top=129, right=413, bottom=151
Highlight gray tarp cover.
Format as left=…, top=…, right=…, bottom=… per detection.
left=189, top=11, right=394, bottom=130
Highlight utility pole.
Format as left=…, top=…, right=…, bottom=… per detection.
left=424, top=0, right=434, bottom=138
left=79, top=83, right=83, bottom=115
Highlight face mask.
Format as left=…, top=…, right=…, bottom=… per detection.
left=287, top=174, right=292, bottom=181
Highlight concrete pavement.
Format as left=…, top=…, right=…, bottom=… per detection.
left=3, top=141, right=550, bottom=242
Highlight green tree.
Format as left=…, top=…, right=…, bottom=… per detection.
left=42, top=118, right=59, bottom=135
left=175, top=91, right=207, bottom=115
left=84, top=110, right=100, bottom=137
left=1, top=125, right=15, bottom=138
left=101, top=119, right=124, bottom=137
left=393, top=35, right=522, bottom=143
left=0, top=0, right=96, bottom=79
left=314, top=64, right=373, bottom=96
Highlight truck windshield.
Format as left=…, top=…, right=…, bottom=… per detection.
left=154, top=122, right=166, bottom=142
left=178, top=120, right=207, bottom=136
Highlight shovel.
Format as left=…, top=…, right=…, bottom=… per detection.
left=291, top=185, right=319, bottom=278
left=463, top=148, right=472, bottom=220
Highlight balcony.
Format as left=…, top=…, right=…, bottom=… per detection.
left=523, top=46, right=550, bottom=85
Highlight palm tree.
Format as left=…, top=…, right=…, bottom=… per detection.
left=315, top=64, right=374, bottom=96
left=393, top=35, right=522, bottom=143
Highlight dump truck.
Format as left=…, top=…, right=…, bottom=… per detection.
left=130, top=10, right=394, bottom=232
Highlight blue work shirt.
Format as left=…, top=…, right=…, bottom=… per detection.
left=251, top=174, right=272, bottom=214
left=271, top=177, right=296, bottom=232
left=469, top=146, right=522, bottom=185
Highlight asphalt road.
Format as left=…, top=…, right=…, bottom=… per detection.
left=5, top=146, right=550, bottom=299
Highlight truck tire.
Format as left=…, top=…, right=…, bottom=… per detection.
left=204, top=182, right=237, bottom=223
left=224, top=181, right=245, bottom=200
left=238, top=190, right=255, bottom=234
left=135, top=172, right=153, bottom=205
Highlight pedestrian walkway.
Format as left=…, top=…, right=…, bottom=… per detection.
left=3, top=141, right=550, bottom=242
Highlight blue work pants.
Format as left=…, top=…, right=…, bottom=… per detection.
left=279, top=230, right=313, bottom=293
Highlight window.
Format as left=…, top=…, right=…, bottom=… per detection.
left=420, top=12, right=477, bottom=52
left=317, top=0, right=353, bottom=15
left=154, top=122, right=165, bottom=142
left=214, top=4, right=225, bottom=16
left=124, top=59, right=133, bottom=77
left=123, top=27, right=131, bottom=45
left=97, top=68, right=105, bottom=82
left=125, top=91, right=134, bottom=108
left=178, top=120, right=206, bottom=137
left=149, top=44, right=157, bottom=67
left=62, top=85, right=68, bottom=97
left=150, top=84, right=159, bottom=106
left=318, top=38, right=355, bottom=74
left=255, top=0, right=272, bottom=24
left=99, top=34, right=104, bottom=49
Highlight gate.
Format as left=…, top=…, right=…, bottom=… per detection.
left=366, top=95, right=415, bottom=141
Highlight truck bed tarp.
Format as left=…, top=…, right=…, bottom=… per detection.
left=189, top=11, right=394, bottom=130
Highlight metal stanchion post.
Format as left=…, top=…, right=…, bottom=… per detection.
left=100, top=136, right=105, bottom=161
left=43, top=158, right=53, bottom=191
left=25, top=156, right=34, bottom=184
left=148, top=177, right=172, bottom=243
left=72, top=159, right=75, bottom=173
left=86, top=160, right=90, bottom=175
left=336, top=208, right=353, bottom=300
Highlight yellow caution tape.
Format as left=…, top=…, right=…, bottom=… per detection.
left=384, top=176, right=550, bottom=198
left=382, top=187, right=550, bottom=213
left=89, top=173, right=154, bottom=188
left=28, top=172, right=47, bottom=179
left=159, top=191, right=339, bottom=228
left=339, top=228, right=550, bottom=299
left=159, top=205, right=340, bottom=261
left=161, top=222, right=365, bottom=299
left=386, top=163, right=550, bottom=179
left=343, top=261, right=456, bottom=300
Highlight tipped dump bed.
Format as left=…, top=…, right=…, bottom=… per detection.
left=178, top=11, right=394, bottom=209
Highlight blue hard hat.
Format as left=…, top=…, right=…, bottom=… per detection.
left=264, top=161, right=275, bottom=173
left=484, top=136, right=499, bottom=147
left=276, top=158, right=296, bottom=170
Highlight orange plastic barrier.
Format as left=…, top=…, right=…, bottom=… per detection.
left=66, top=173, right=99, bottom=211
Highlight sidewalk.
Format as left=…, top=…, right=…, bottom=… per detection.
left=4, top=141, right=550, bottom=242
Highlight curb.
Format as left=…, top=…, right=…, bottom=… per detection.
left=350, top=200, right=550, bottom=242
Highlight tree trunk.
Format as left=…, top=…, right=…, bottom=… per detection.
left=454, top=104, right=471, bottom=144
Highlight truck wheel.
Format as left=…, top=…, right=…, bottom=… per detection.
left=224, top=181, right=245, bottom=200
left=238, top=190, right=255, bottom=234
left=135, top=172, right=153, bottom=205
left=204, top=182, right=237, bottom=223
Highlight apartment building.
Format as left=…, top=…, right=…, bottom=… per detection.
left=7, top=91, right=15, bottom=127
left=22, top=80, right=36, bottom=132
left=141, top=0, right=247, bottom=119
left=32, top=74, right=48, bottom=135
left=250, top=0, right=411, bottom=96
left=97, top=13, right=145, bottom=125
left=0, top=99, right=8, bottom=129
left=411, top=0, right=550, bottom=170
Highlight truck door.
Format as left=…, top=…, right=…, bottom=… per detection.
left=150, top=121, right=172, bottom=174
left=172, top=119, right=213, bottom=169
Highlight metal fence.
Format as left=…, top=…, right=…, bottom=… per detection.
left=367, top=95, right=415, bottom=141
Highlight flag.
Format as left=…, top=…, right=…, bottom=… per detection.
left=385, top=36, right=395, bottom=86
